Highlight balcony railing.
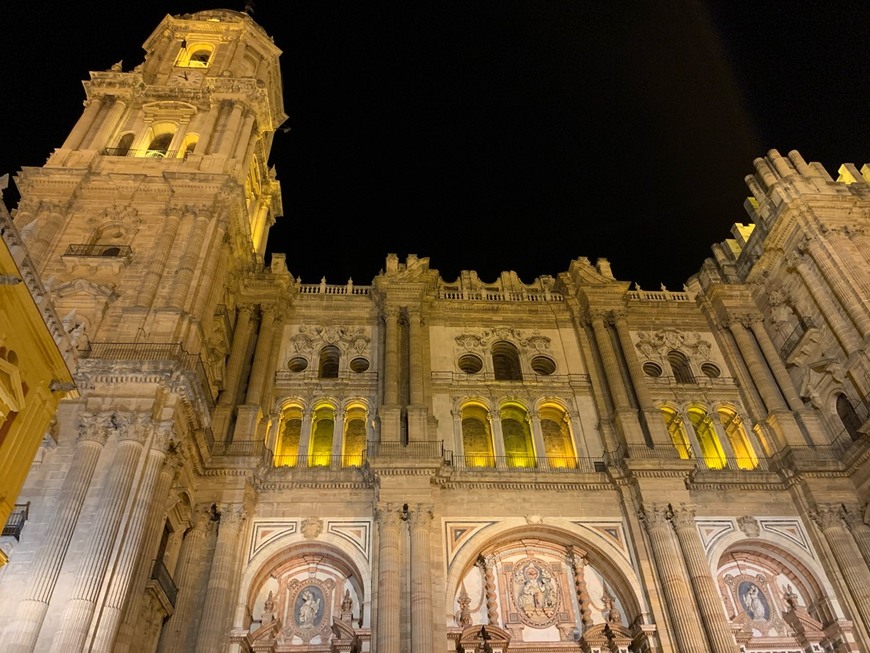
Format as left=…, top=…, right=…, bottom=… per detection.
left=102, top=147, right=190, bottom=159
left=272, top=452, right=365, bottom=469
left=447, top=454, right=605, bottom=473
left=367, top=440, right=445, bottom=460
left=2, top=503, right=29, bottom=540
left=63, top=243, right=132, bottom=258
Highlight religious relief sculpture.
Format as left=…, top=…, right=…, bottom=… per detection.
left=283, top=578, right=335, bottom=644
left=510, top=558, right=560, bottom=627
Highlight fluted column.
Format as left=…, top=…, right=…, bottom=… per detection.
left=375, top=503, right=403, bottom=653
left=727, top=317, right=787, bottom=413
left=114, top=447, right=181, bottom=653
left=136, top=207, right=183, bottom=307
left=86, top=96, right=127, bottom=150
left=747, top=318, right=804, bottom=412
left=159, top=507, right=212, bottom=653
left=804, top=236, right=870, bottom=338
left=217, top=103, right=245, bottom=157
left=529, top=413, right=549, bottom=463
left=62, top=97, right=104, bottom=150
left=50, top=414, right=149, bottom=652
left=1, top=414, right=111, bottom=653
left=640, top=504, right=708, bottom=653
left=194, top=505, right=246, bottom=653
left=169, top=209, right=211, bottom=310
left=407, top=308, right=424, bottom=406
left=408, top=505, right=434, bottom=653
left=219, top=305, right=255, bottom=406
left=842, top=506, right=870, bottom=569
left=590, top=312, right=632, bottom=412
left=383, top=307, right=400, bottom=406
left=812, top=505, right=870, bottom=630
left=612, top=311, right=671, bottom=444
left=670, top=505, right=740, bottom=653
left=231, top=109, right=255, bottom=160
left=786, top=252, right=864, bottom=360
left=244, top=304, right=276, bottom=406
left=92, top=423, right=176, bottom=652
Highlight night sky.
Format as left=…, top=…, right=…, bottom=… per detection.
left=1, top=2, right=867, bottom=289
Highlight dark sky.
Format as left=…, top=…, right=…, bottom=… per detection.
left=1, top=2, right=867, bottom=288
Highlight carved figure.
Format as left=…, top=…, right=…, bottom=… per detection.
left=298, top=589, right=320, bottom=625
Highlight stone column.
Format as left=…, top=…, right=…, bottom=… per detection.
left=136, top=207, right=183, bottom=308
left=408, top=505, right=434, bottom=653
left=383, top=307, right=400, bottom=406
left=62, top=97, right=104, bottom=150
left=194, top=505, right=247, bottom=653
left=113, top=447, right=181, bottom=653
left=727, top=317, right=787, bottom=413
left=407, top=308, right=424, bottom=406
left=529, top=413, right=549, bottom=465
left=231, top=109, right=255, bottom=161
left=159, top=507, right=212, bottom=653
left=640, top=504, right=708, bottom=653
left=477, top=555, right=500, bottom=626
left=219, top=305, right=255, bottom=406
left=217, top=103, right=245, bottom=157
left=589, top=310, right=646, bottom=446
left=811, top=505, right=870, bottom=630
left=87, top=96, right=127, bottom=150
left=0, top=413, right=110, bottom=653
left=50, top=414, right=149, bottom=653
left=747, top=318, right=804, bottom=412
left=804, top=236, right=870, bottom=338
left=670, top=505, right=740, bottom=653
left=568, top=547, right=593, bottom=630
left=842, top=506, right=870, bottom=569
left=202, top=100, right=230, bottom=155
left=612, top=312, right=671, bottom=444
left=169, top=209, right=211, bottom=310
left=244, top=304, right=276, bottom=406
left=91, top=423, right=175, bottom=652
left=375, top=503, right=403, bottom=653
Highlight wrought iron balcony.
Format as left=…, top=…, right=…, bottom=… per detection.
left=63, top=243, right=132, bottom=258
left=447, top=453, right=605, bottom=473
left=2, top=503, right=29, bottom=540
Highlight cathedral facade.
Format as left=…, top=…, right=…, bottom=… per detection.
left=1, top=9, right=869, bottom=653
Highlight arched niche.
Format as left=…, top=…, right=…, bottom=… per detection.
left=236, top=532, right=372, bottom=640
left=445, top=521, right=647, bottom=644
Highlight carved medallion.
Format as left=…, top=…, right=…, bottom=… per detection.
left=509, top=558, right=561, bottom=628
left=283, top=578, right=335, bottom=643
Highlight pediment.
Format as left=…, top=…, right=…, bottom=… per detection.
left=52, top=278, right=116, bottom=301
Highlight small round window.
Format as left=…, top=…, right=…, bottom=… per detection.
left=458, top=354, right=483, bottom=374
left=349, top=357, right=370, bottom=373
left=642, top=362, right=663, bottom=377
left=700, top=362, right=721, bottom=378
left=530, top=356, right=556, bottom=375
left=287, top=357, right=309, bottom=373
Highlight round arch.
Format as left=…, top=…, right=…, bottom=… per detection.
left=444, top=518, right=648, bottom=625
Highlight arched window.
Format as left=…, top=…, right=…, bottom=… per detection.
left=275, top=405, right=303, bottom=467
left=175, top=42, right=215, bottom=68
left=660, top=406, right=692, bottom=460
left=687, top=406, right=726, bottom=469
left=115, top=132, right=134, bottom=156
left=145, top=132, right=174, bottom=158
left=717, top=407, right=757, bottom=469
left=501, top=404, right=535, bottom=468
left=539, top=404, right=576, bottom=469
left=460, top=403, right=494, bottom=468
left=343, top=404, right=367, bottom=467
left=492, top=341, right=522, bottom=381
left=668, top=351, right=694, bottom=384
left=180, top=134, right=199, bottom=158
left=318, top=345, right=340, bottom=379
left=309, top=404, right=335, bottom=467
left=836, top=393, right=864, bottom=441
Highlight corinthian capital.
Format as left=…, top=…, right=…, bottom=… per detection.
left=375, top=502, right=404, bottom=529
left=669, top=503, right=698, bottom=530
left=406, top=504, right=434, bottom=529
left=810, top=505, right=845, bottom=531
left=639, top=504, right=671, bottom=531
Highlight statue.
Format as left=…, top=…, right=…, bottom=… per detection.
left=298, top=589, right=320, bottom=625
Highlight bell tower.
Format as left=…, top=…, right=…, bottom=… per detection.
left=0, top=11, right=286, bottom=652
left=12, top=9, right=285, bottom=354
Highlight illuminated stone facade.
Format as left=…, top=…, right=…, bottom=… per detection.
left=0, top=8, right=869, bottom=653
left=0, top=197, right=77, bottom=568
